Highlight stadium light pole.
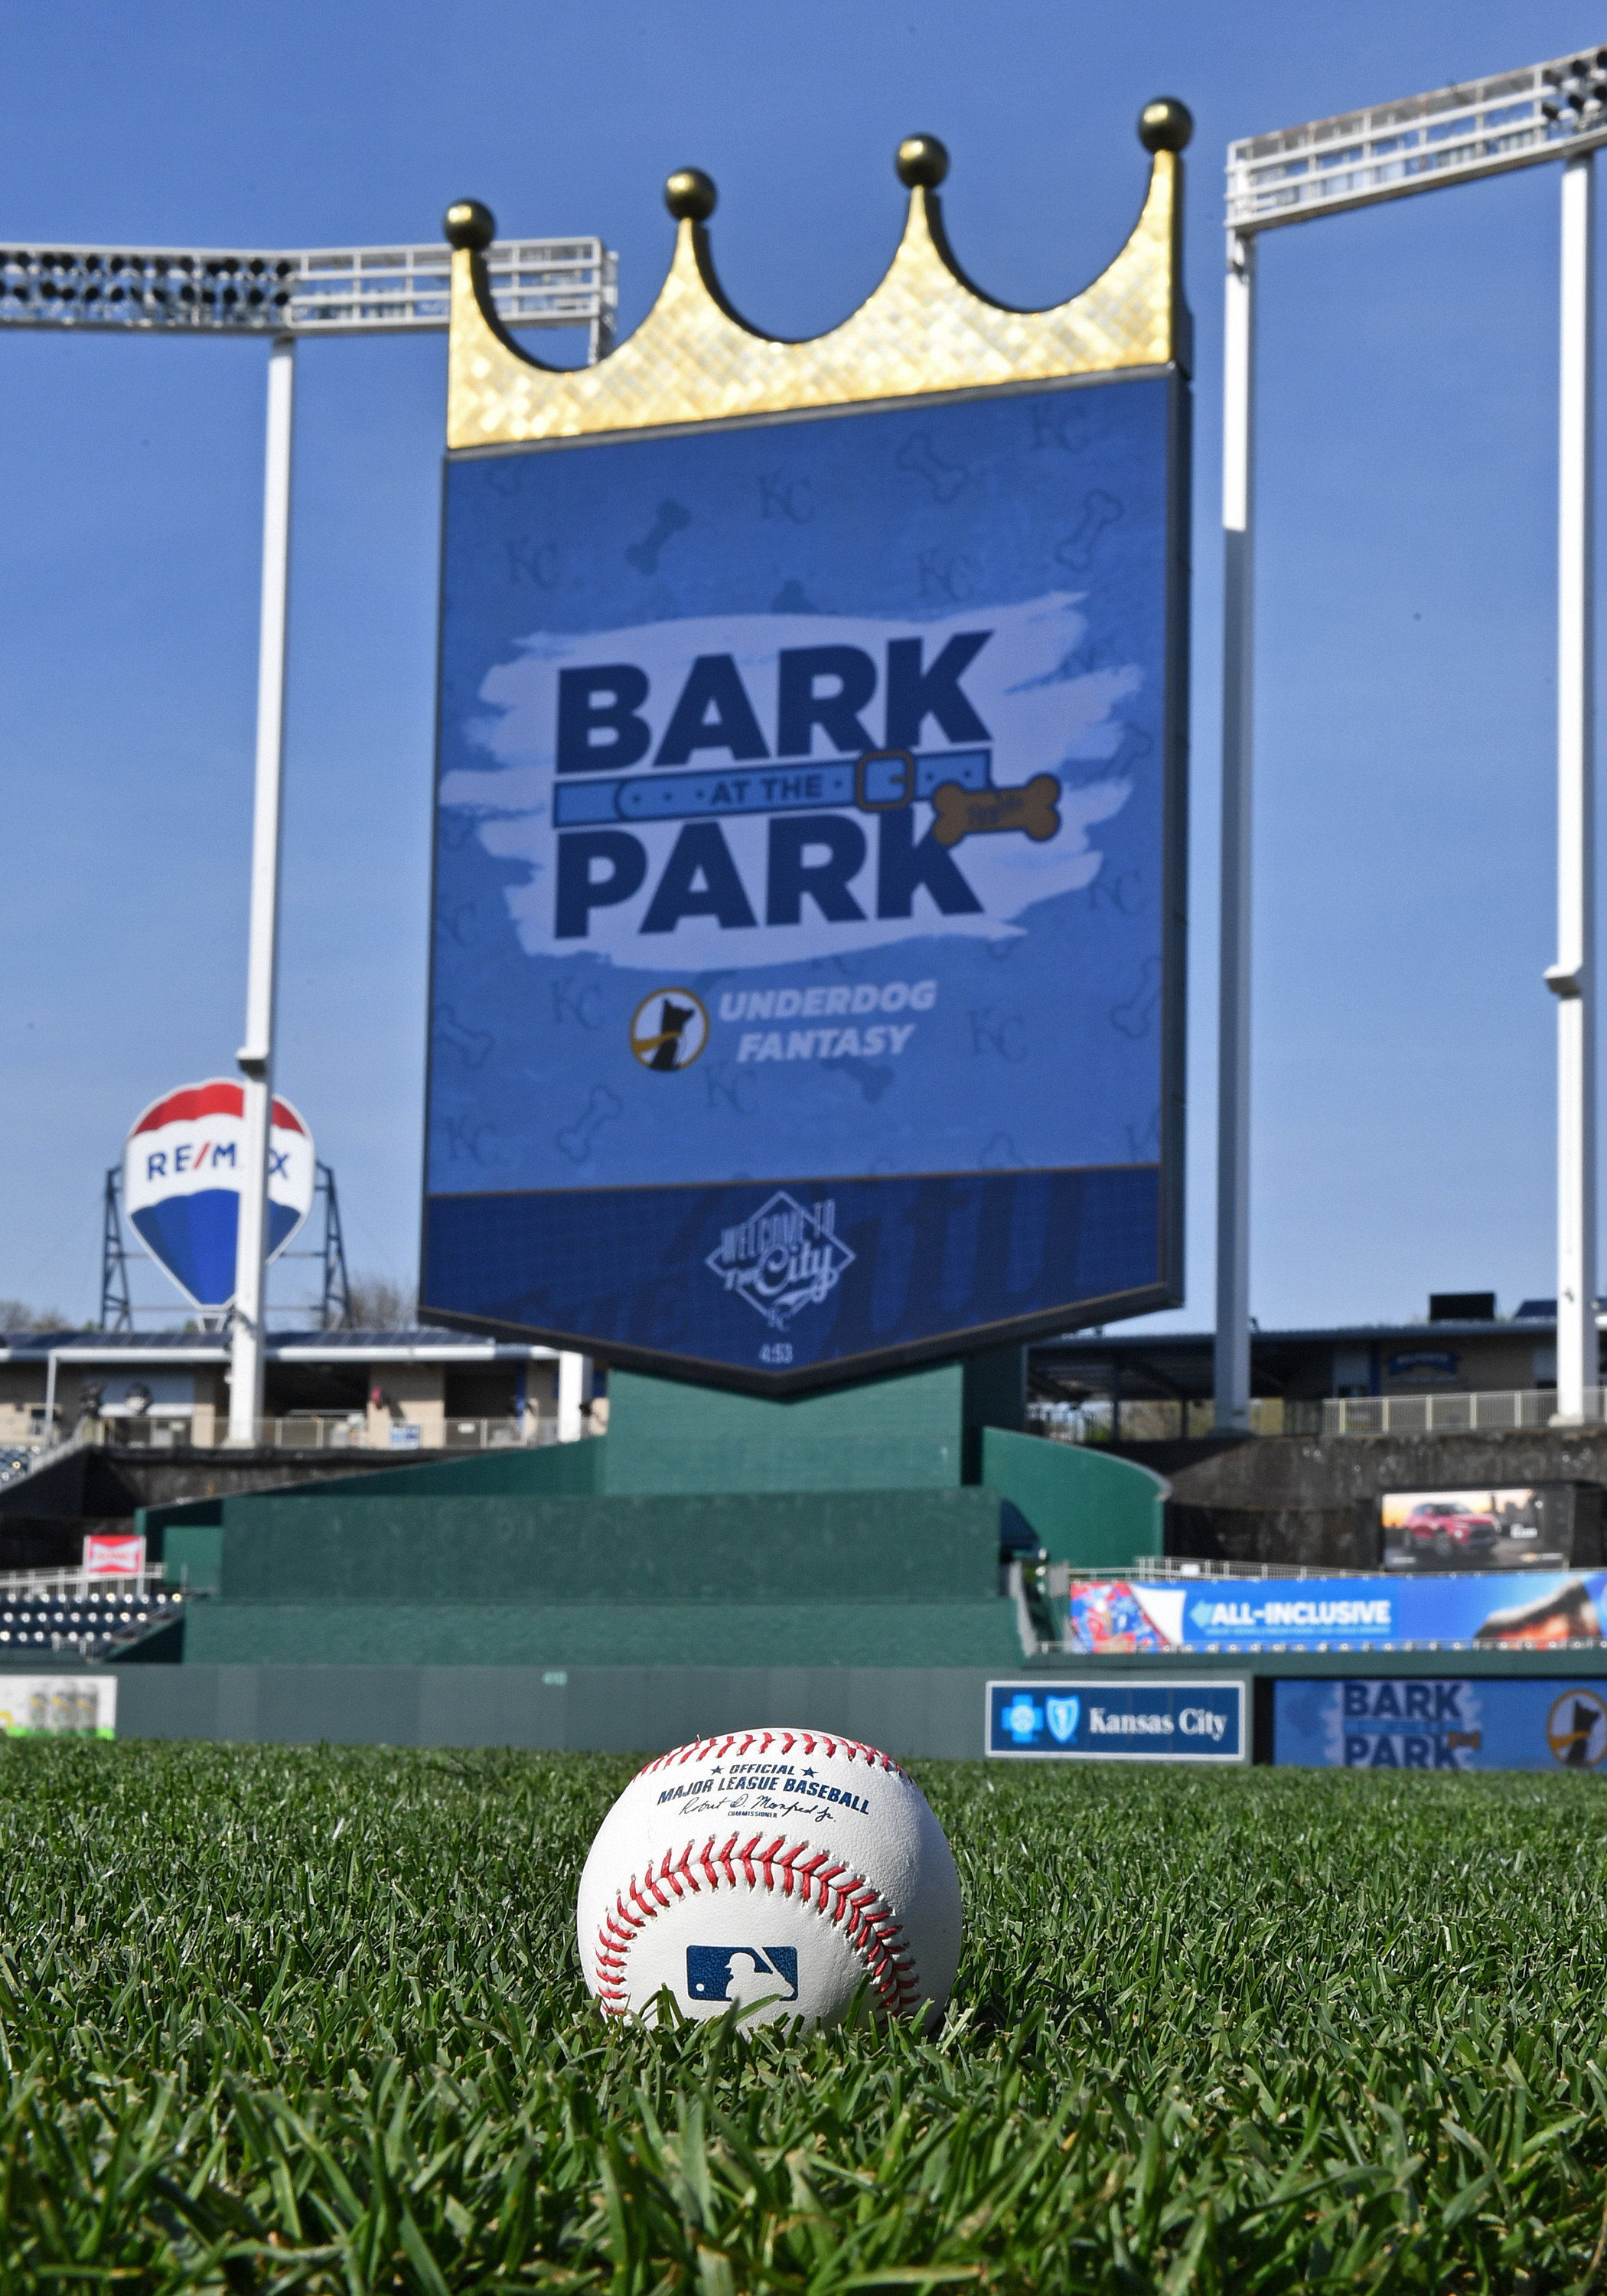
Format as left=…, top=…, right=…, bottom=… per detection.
left=1214, top=228, right=1256, bottom=1434
left=228, top=334, right=295, bottom=1445
left=1, top=234, right=614, bottom=1417
left=1549, top=150, right=1598, bottom=1420
left=1216, top=47, right=1607, bottom=1433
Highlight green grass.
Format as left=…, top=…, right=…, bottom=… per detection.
left=3, top=1744, right=1607, bottom=2291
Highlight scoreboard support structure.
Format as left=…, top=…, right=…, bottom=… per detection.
left=1215, top=47, right=1607, bottom=1430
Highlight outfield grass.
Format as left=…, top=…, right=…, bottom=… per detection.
left=3, top=1744, right=1607, bottom=2291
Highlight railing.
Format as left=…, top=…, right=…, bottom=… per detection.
left=1322, top=1389, right=1605, bottom=1436
left=0, top=1565, right=171, bottom=1601
left=1027, top=1391, right=1606, bottom=1443
left=1027, top=1398, right=1322, bottom=1443
left=249, top=1415, right=595, bottom=1452
left=79, top=1414, right=603, bottom=1452
left=1100, top=1557, right=1378, bottom=1583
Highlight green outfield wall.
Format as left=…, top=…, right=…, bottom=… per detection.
left=111, top=1662, right=1006, bottom=1758
left=130, top=1359, right=1168, bottom=1694
left=213, top=1487, right=1004, bottom=1603
left=980, top=1429, right=1168, bottom=1566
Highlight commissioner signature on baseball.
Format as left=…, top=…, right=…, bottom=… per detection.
left=654, top=1765, right=875, bottom=1818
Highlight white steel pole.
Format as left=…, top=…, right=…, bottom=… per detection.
left=1550, top=153, right=1599, bottom=1422
left=228, top=334, right=295, bottom=1446
left=556, top=1352, right=588, bottom=1443
left=1214, top=229, right=1257, bottom=1433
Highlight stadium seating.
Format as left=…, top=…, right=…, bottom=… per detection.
left=0, top=1587, right=185, bottom=1662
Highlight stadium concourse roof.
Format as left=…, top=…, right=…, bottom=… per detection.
left=1029, top=1307, right=1583, bottom=1406
left=0, top=1329, right=558, bottom=1363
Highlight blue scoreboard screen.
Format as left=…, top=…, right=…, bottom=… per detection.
left=422, top=370, right=1188, bottom=1389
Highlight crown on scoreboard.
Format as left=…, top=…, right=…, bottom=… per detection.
left=443, top=100, right=1192, bottom=450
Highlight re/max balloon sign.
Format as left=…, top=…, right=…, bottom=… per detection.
left=122, top=1080, right=315, bottom=1310
left=423, top=375, right=1189, bottom=1389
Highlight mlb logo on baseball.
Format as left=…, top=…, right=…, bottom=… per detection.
left=686, top=1946, right=799, bottom=2004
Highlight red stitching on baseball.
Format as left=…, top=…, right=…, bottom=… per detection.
left=591, top=1832, right=922, bottom=2019
left=636, top=1731, right=905, bottom=1780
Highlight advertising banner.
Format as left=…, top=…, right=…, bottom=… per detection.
left=1275, top=1676, right=1607, bottom=1772
left=122, top=1080, right=315, bottom=1310
left=0, top=1676, right=116, bottom=1737
left=424, top=373, right=1188, bottom=1388
left=986, top=1677, right=1247, bottom=1761
left=82, top=1532, right=145, bottom=1578
left=1379, top=1486, right=1569, bottom=1571
left=1064, top=1571, right=1607, bottom=1652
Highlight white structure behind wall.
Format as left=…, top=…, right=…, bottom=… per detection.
left=229, top=337, right=295, bottom=1444
left=2, top=227, right=615, bottom=1416
left=557, top=1353, right=592, bottom=1443
left=1216, top=47, right=1607, bottom=1429
left=1214, top=230, right=1256, bottom=1433
left=1550, top=151, right=1599, bottom=1419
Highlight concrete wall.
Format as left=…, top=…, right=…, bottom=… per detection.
left=106, top=1642, right=1607, bottom=1756
left=1123, top=1429, right=1607, bottom=1568
left=364, top=1362, right=445, bottom=1449
left=113, top=1662, right=1002, bottom=1759
left=1137, top=1428, right=1607, bottom=1508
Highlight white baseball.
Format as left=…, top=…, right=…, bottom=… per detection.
left=577, top=1726, right=963, bottom=2030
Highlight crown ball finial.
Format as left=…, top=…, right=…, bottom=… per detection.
left=1137, top=97, right=1193, bottom=153
left=664, top=168, right=717, bottom=223
left=896, top=134, right=949, bottom=189
left=444, top=200, right=496, bottom=252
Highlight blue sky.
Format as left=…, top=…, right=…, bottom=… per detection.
left=0, top=0, right=1599, bottom=1333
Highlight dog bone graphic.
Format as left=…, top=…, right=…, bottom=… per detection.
left=556, top=1084, right=624, bottom=1163
left=1054, top=489, right=1123, bottom=572
left=624, top=497, right=692, bottom=572
left=930, top=774, right=1061, bottom=850
left=895, top=431, right=967, bottom=502
left=433, top=1004, right=494, bottom=1069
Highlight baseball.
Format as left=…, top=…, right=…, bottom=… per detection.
left=578, top=1727, right=963, bottom=2030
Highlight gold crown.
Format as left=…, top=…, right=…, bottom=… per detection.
left=444, top=103, right=1192, bottom=450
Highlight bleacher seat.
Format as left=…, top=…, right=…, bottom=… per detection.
left=0, top=1588, right=184, bottom=1662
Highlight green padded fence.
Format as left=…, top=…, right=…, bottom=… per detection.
left=216, top=1488, right=1005, bottom=1603
left=980, top=1428, right=1167, bottom=1567
left=181, top=1596, right=1024, bottom=1671
left=603, top=1365, right=963, bottom=1492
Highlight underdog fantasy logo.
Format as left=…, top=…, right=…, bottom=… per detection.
left=628, top=988, right=709, bottom=1071
left=705, top=1192, right=855, bottom=1331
